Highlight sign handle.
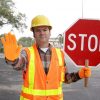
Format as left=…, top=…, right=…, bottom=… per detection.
left=84, top=59, right=89, bottom=87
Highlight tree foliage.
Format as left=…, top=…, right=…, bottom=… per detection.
left=18, top=37, right=34, bottom=47
left=0, top=0, right=27, bottom=32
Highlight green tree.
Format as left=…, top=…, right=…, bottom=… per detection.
left=0, top=0, right=27, bottom=32
left=18, top=37, right=34, bottom=47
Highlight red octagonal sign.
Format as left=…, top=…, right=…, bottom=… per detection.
left=64, top=19, right=100, bottom=67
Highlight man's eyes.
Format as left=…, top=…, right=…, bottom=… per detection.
left=43, top=29, right=48, bottom=31
left=36, top=29, right=48, bottom=32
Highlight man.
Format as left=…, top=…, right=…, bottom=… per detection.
left=1, top=15, right=91, bottom=100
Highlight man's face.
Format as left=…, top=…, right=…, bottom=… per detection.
left=33, top=26, right=51, bottom=44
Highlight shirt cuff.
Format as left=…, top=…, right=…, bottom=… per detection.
left=5, top=57, right=19, bottom=66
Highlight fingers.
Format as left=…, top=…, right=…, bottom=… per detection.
left=7, top=32, right=14, bottom=44
left=1, top=32, right=11, bottom=45
left=12, top=34, right=17, bottom=45
left=83, top=67, right=91, bottom=72
left=5, top=33, right=10, bottom=43
left=2, top=32, right=17, bottom=45
left=84, top=68, right=91, bottom=77
left=9, top=33, right=17, bottom=47
left=83, top=67, right=91, bottom=78
left=79, top=67, right=91, bottom=78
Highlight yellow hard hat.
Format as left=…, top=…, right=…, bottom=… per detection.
left=30, top=15, right=52, bottom=31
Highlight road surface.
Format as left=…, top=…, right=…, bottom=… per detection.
left=0, top=55, right=100, bottom=100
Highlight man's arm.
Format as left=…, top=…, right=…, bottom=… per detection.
left=64, top=71, right=81, bottom=84
left=64, top=66, right=91, bottom=84
left=64, top=60, right=91, bottom=84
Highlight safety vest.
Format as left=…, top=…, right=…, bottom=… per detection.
left=20, top=44, right=65, bottom=100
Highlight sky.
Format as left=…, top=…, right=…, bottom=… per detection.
left=1, top=0, right=100, bottom=40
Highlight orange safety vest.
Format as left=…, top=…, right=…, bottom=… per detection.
left=20, top=44, right=65, bottom=100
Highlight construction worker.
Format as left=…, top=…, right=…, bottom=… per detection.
left=1, top=15, right=91, bottom=100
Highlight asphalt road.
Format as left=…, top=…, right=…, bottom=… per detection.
left=0, top=56, right=100, bottom=100
left=0, top=58, right=22, bottom=100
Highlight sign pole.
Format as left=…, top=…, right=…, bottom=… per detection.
left=84, top=59, right=89, bottom=87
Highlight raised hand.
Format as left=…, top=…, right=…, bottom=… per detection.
left=1, top=32, right=22, bottom=61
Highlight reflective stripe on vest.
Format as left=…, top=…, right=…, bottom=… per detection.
left=55, top=48, right=65, bottom=82
left=28, top=47, right=35, bottom=89
left=22, top=86, right=62, bottom=96
left=55, top=48, right=63, bottom=66
left=20, top=96, right=29, bottom=100
left=21, top=47, right=63, bottom=97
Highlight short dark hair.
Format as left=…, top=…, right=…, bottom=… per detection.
left=31, top=27, right=34, bottom=33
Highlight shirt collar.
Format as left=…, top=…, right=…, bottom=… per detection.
left=36, top=43, right=53, bottom=51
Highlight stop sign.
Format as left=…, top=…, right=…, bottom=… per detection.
left=64, top=19, right=100, bottom=67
